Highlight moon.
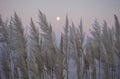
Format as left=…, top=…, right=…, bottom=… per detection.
left=56, top=16, right=60, bottom=21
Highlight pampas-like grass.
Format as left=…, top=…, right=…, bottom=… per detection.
left=0, top=11, right=120, bottom=79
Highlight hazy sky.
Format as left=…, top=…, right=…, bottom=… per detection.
left=0, top=0, right=120, bottom=35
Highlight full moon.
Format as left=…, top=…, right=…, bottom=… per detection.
left=56, top=16, right=60, bottom=21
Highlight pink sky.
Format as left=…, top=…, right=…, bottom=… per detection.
left=0, top=0, right=120, bottom=36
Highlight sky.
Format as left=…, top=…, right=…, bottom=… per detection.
left=0, top=0, right=120, bottom=35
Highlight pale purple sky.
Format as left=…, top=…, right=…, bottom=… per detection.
left=0, top=0, right=120, bottom=35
